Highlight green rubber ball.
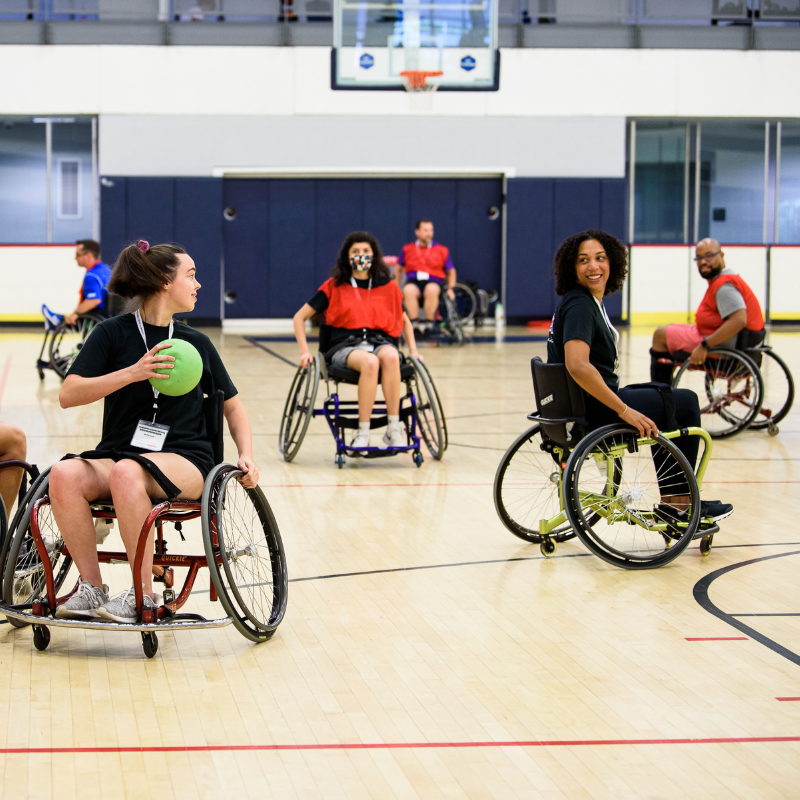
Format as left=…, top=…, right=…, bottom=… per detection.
left=148, top=338, right=203, bottom=397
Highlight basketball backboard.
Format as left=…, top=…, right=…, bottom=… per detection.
left=332, top=0, right=499, bottom=90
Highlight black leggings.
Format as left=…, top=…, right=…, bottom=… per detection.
left=585, top=387, right=702, bottom=496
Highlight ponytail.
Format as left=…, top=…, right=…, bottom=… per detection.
left=108, top=240, right=186, bottom=300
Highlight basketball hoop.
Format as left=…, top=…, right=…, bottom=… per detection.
left=400, top=70, right=443, bottom=92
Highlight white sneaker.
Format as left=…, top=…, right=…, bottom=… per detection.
left=383, top=422, right=407, bottom=448
left=96, top=587, right=160, bottom=624
left=350, top=431, right=370, bottom=452
left=54, top=580, right=109, bottom=620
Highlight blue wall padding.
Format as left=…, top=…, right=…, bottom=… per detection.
left=506, top=177, right=627, bottom=320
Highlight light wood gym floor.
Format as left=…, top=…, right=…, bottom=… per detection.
left=0, top=324, right=799, bottom=799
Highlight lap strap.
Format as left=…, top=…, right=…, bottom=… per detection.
left=63, top=450, right=182, bottom=500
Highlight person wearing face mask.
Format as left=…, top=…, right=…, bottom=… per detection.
left=649, top=238, right=765, bottom=381
left=293, top=231, right=421, bottom=451
left=547, top=229, right=733, bottom=526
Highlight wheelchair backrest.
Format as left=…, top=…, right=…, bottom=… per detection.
left=318, top=324, right=333, bottom=356
left=736, top=328, right=766, bottom=369
left=203, top=390, right=225, bottom=466
left=530, top=357, right=587, bottom=449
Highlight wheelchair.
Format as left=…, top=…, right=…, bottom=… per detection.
left=279, top=327, right=447, bottom=467
left=0, top=391, right=288, bottom=658
left=670, top=329, right=794, bottom=438
left=494, top=358, right=718, bottom=569
left=0, top=457, right=40, bottom=560
left=37, top=309, right=105, bottom=380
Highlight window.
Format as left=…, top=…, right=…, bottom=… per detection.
left=57, top=159, right=81, bottom=219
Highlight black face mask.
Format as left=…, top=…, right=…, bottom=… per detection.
left=350, top=254, right=372, bottom=271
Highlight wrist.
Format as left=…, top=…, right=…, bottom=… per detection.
left=700, top=338, right=710, bottom=350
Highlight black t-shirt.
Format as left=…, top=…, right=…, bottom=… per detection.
left=307, top=275, right=403, bottom=349
left=547, top=285, right=619, bottom=392
left=68, top=314, right=238, bottom=476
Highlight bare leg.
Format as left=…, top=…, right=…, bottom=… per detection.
left=109, top=454, right=203, bottom=599
left=0, top=423, right=27, bottom=517
left=346, top=349, right=381, bottom=423
left=403, top=283, right=421, bottom=321
left=49, top=458, right=115, bottom=589
left=377, top=346, right=401, bottom=416
left=423, top=283, right=441, bottom=323
left=653, top=326, right=669, bottom=351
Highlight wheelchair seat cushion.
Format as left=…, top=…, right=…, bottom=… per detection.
left=326, top=360, right=415, bottom=385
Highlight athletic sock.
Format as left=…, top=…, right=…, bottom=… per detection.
left=388, top=414, right=400, bottom=427
left=649, top=348, right=674, bottom=384
left=359, top=422, right=370, bottom=435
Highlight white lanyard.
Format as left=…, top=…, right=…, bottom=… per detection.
left=135, top=309, right=173, bottom=420
left=593, top=297, right=620, bottom=375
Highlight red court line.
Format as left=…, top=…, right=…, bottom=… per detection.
left=2, top=736, right=800, bottom=755
left=777, top=698, right=800, bottom=702
left=686, top=637, right=749, bottom=641
left=0, top=355, right=11, bottom=411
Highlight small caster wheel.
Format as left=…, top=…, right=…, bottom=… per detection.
left=336, top=454, right=344, bottom=469
left=540, top=539, right=557, bottom=557
left=699, top=535, right=713, bottom=556
left=661, top=534, right=673, bottom=548
left=414, top=452, right=423, bottom=467
left=768, top=423, right=779, bottom=437
left=33, top=625, right=50, bottom=651
left=37, top=369, right=45, bottom=381
left=141, top=632, right=159, bottom=659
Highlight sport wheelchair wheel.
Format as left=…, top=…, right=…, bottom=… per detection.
left=672, top=349, right=763, bottom=439
left=412, top=357, right=448, bottom=452
left=278, top=356, right=320, bottom=462
left=452, top=283, right=478, bottom=324
left=564, top=424, right=700, bottom=569
left=408, top=355, right=444, bottom=460
left=747, top=347, right=794, bottom=433
left=202, top=464, right=288, bottom=643
left=493, top=424, right=576, bottom=545
left=2, top=472, right=74, bottom=621
left=49, top=314, right=104, bottom=379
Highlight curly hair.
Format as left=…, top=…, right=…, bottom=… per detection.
left=331, top=231, right=392, bottom=285
left=553, top=229, right=628, bottom=297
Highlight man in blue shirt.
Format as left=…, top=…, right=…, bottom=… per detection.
left=52, top=240, right=112, bottom=326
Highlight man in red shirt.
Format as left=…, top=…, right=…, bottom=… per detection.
left=649, top=238, right=764, bottom=382
left=395, top=219, right=457, bottom=331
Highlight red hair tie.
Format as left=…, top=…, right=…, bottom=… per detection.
left=137, top=239, right=150, bottom=253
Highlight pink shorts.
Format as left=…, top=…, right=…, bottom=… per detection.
left=666, top=323, right=703, bottom=354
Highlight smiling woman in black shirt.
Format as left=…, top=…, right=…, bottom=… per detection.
left=547, top=229, right=733, bottom=523
left=49, top=240, right=260, bottom=624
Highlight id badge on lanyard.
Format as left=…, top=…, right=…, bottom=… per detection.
left=132, top=309, right=174, bottom=451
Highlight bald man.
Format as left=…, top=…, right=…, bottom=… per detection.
left=649, top=238, right=765, bottom=382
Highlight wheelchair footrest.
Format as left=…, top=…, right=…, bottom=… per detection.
left=0, top=605, right=234, bottom=632
left=693, top=522, right=720, bottom=540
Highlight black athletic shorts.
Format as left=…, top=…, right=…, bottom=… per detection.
left=404, top=278, right=443, bottom=295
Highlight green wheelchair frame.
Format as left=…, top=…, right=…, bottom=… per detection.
left=494, top=359, right=720, bottom=570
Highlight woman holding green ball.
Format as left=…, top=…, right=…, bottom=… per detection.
left=50, top=240, right=259, bottom=624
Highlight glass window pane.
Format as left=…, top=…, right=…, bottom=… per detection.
left=699, top=120, right=765, bottom=244
left=0, top=119, right=47, bottom=244
left=778, top=121, right=800, bottom=244
left=51, top=121, right=93, bottom=243
left=634, top=121, right=686, bottom=244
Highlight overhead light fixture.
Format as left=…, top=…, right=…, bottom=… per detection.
left=32, top=117, right=76, bottom=123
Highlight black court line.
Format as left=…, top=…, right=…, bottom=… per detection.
left=732, top=613, right=800, bottom=617
left=246, top=338, right=299, bottom=368
left=693, top=550, right=800, bottom=669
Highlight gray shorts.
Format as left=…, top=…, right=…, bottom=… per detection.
left=331, top=341, right=398, bottom=369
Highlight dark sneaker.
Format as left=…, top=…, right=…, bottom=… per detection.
left=700, top=500, right=733, bottom=522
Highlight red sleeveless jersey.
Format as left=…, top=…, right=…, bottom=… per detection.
left=320, top=278, right=404, bottom=338
left=695, top=273, right=764, bottom=336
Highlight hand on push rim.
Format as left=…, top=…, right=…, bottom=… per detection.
left=689, top=343, right=708, bottom=366
left=129, top=343, right=174, bottom=382
left=236, top=456, right=259, bottom=489
left=619, top=406, right=659, bottom=439
left=299, top=351, right=314, bottom=368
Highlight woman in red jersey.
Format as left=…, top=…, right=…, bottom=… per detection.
left=293, top=231, right=421, bottom=450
